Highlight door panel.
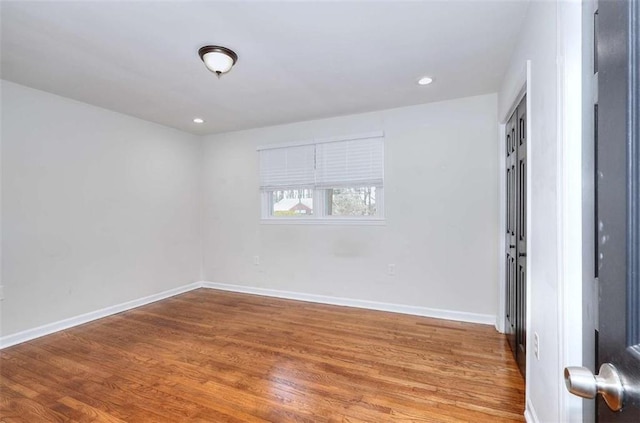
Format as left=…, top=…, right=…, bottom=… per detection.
left=505, top=95, right=527, bottom=377
left=506, top=111, right=518, bottom=354
left=516, top=96, right=527, bottom=377
left=596, top=0, right=640, bottom=421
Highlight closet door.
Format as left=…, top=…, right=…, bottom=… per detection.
left=505, top=109, right=518, bottom=356
left=515, top=96, right=527, bottom=377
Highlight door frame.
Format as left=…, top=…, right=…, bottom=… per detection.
left=577, top=0, right=598, bottom=422
left=557, top=1, right=588, bottom=421
left=498, top=59, right=532, bottom=415
left=497, top=70, right=527, bottom=332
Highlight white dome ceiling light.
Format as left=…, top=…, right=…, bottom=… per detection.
left=198, top=45, right=238, bottom=78
left=418, top=76, right=434, bottom=85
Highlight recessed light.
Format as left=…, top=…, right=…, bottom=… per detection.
left=418, top=76, right=434, bottom=85
left=193, top=118, right=205, bottom=124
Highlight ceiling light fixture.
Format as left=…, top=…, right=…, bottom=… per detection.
left=418, top=76, right=434, bottom=85
left=193, top=118, right=205, bottom=124
left=198, top=45, right=238, bottom=78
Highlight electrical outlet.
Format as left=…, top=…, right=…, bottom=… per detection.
left=534, top=332, right=540, bottom=360
left=387, top=264, right=396, bottom=276
left=253, top=256, right=260, bottom=266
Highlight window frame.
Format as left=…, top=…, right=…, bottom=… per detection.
left=258, top=132, right=385, bottom=225
left=260, top=186, right=385, bottom=225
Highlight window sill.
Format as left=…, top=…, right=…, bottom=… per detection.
left=260, top=218, right=386, bottom=226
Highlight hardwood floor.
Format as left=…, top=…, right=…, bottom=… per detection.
left=0, top=289, right=525, bottom=422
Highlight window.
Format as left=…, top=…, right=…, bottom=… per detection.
left=269, top=189, right=314, bottom=217
left=327, top=186, right=377, bottom=216
left=258, top=132, right=384, bottom=223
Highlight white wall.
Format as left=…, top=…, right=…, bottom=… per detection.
left=201, top=94, right=499, bottom=320
left=498, top=1, right=585, bottom=422
left=1, top=81, right=202, bottom=337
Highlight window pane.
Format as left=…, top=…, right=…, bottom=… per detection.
left=328, top=187, right=376, bottom=216
left=271, top=189, right=313, bottom=216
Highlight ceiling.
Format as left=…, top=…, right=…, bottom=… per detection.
left=1, top=1, right=529, bottom=135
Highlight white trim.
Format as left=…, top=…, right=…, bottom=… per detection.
left=256, top=131, right=384, bottom=151
left=556, top=2, right=584, bottom=421
left=261, top=187, right=384, bottom=223
left=500, top=60, right=533, bottom=423
left=375, top=186, right=385, bottom=218
left=525, top=59, right=533, bottom=423
left=1, top=280, right=497, bottom=349
left=497, top=122, right=507, bottom=333
left=525, top=399, right=541, bottom=423
left=260, top=217, right=386, bottom=226
left=578, top=2, right=598, bottom=422
left=0, top=282, right=203, bottom=349
left=201, top=282, right=496, bottom=325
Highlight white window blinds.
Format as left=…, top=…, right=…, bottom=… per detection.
left=258, top=133, right=384, bottom=190
left=315, top=137, right=384, bottom=188
left=259, top=144, right=315, bottom=190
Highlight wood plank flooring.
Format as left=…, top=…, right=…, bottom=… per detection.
left=0, top=289, right=525, bottom=422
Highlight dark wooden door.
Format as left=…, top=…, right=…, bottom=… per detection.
left=505, top=95, right=527, bottom=377
left=596, top=0, right=640, bottom=420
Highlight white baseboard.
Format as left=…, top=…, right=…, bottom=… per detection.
left=495, top=314, right=505, bottom=333
left=525, top=399, right=540, bottom=423
left=1, top=280, right=497, bottom=349
left=0, top=282, right=203, bottom=349
left=202, top=282, right=496, bottom=325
